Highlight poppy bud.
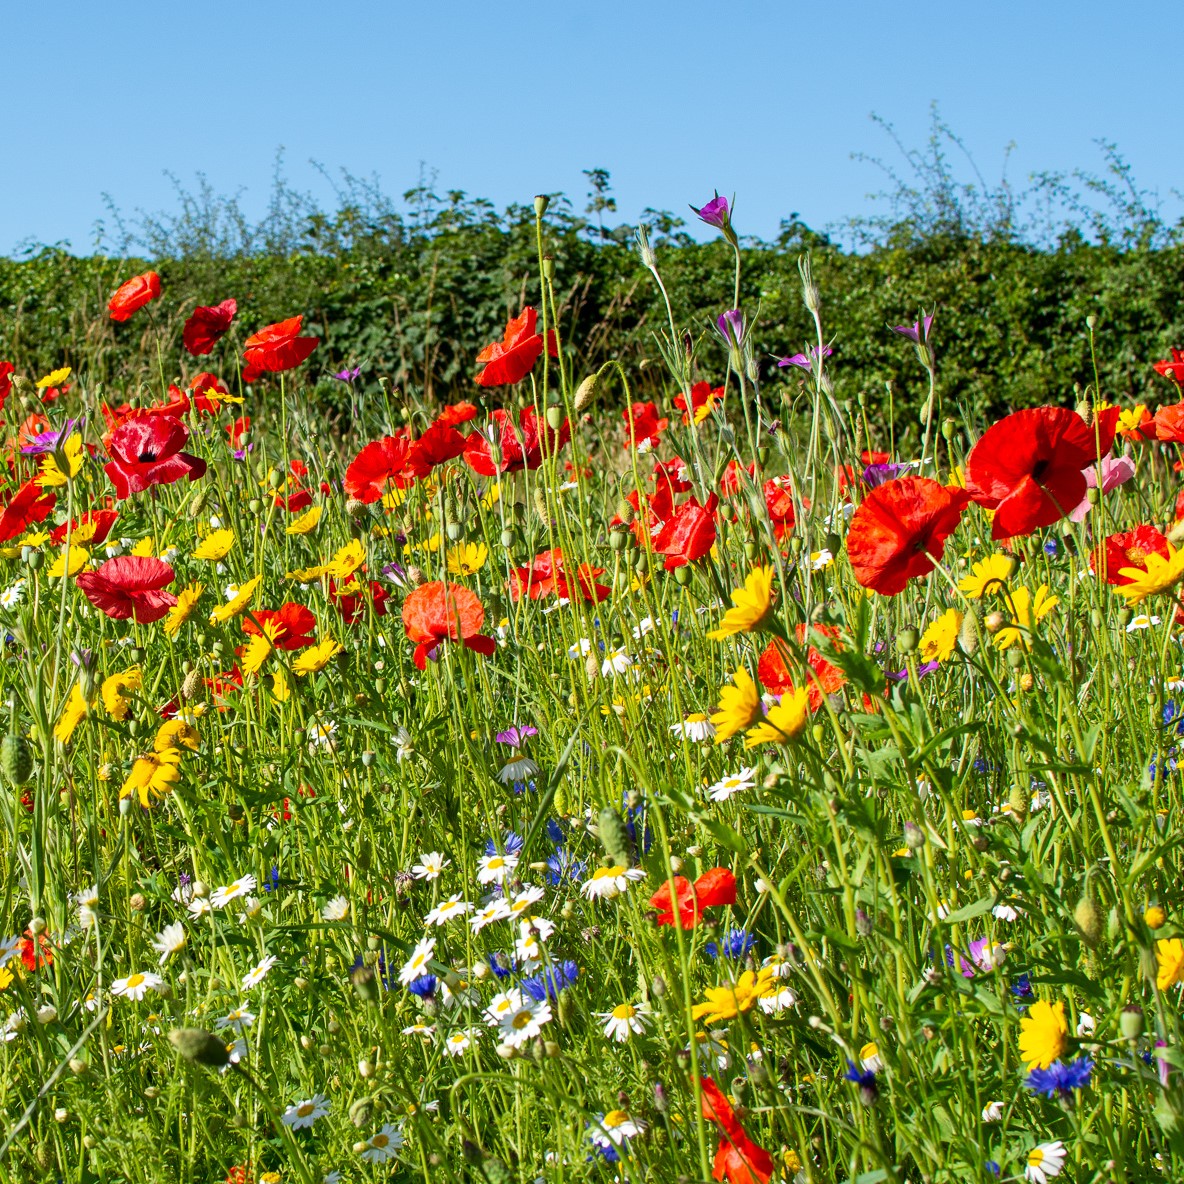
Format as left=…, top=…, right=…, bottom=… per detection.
left=1120, top=1005, right=1144, bottom=1041
left=674, top=565, right=692, bottom=586
left=597, top=805, right=633, bottom=868
left=958, top=607, right=978, bottom=655
left=903, top=821, right=925, bottom=850
left=1006, top=648, right=1024, bottom=669
left=896, top=628, right=919, bottom=654
left=1007, top=784, right=1029, bottom=821
left=545, top=405, right=564, bottom=431
left=358, top=1057, right=375, bottom=1078
left=1086, top=314, right=1098, bottom=330
left=1074, top=895, right=1102, bottom=947
left=533, top=487, right=551, bottom=528
left=984, top=611, right=1005, bottom=633
left=573, top=374, right=599, bottom=412
left=609, top=526, right=630, bottom=553
left=941, top=418, right=957, bottom=441
left=169, top=1027, right=230, bottom=1067
left=1, top=733, right=33, bottom=787
left=349, top=1096, right=376, bottom=1128
left=584, top=650, right=599, bottom=682
left=405, top=566, right=425, bottom=587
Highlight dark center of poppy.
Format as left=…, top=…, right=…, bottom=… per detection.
left=1030, top=459, right=1048, bottom=482
left=138, top=449, right=157, bottom=462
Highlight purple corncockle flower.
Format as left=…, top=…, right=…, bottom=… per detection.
left=716, top=308, right=745, bottom=348
left=21, top=418, right=79, bottom=456
left=778, top=345, right=833, bottom=373
left=331, top=367, right=361, bottom=384
left=495, top=725, right=538, bottom=749
left=693, top=194, right=731, bottom=229
left=382, top=560, right=410, bottom=586
left=1069, top=454, right=1136, bottom=522
left=892, top=314, right=934, bottom=343
left=888, top=660, right=939, bottom=682
left=947, top=936, right=1007, bottom=978
left=862, top=462, right=913, bottom=488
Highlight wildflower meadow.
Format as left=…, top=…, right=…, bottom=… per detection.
left=4, top=189, right=1184, bottom=1184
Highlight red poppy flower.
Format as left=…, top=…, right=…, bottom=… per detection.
left=0, top=361, right=13, bottom=411
left=76, top=556, right=177, bottom=623
left=242, top=316, right=319, bottom=374
left=758, top=625, right=845, bottom=711
left=18, top=412, right=50, bottom=449
left=846, top=476, right=970, bottom=595
left=188, top=372, right=231, bottom=415
left=401, top=581, right=496, bottom=669
left=242, top=602, right=316, bottom=650
left=1153, top=402, right=1184, bottom=443
left=475, top=307, right=553, bottom=386
left=404, top=422, right=468, bottom=478
left=435, top=401, right=479, bottom=429
left=720, top=460, right=756, bottom=497
left=1093, top=524, right=1170, bottom=586
left=1154, top=348, right=1184, bottom=386
left=964, top=406, right=1116, bottom=539
left=183, top=298, right=237, bottom=356
left=50, top=508, right=119, bottom=547
left=344, top=432, right=414, bottom=503
left=673, top=381, right=724, bottom=425
left=20, top=930, right=53, bottom=973
left=108, top=271, right=161, bottom=322
left=653, top=494, right=719, bottom=570
left=328, top=578, right=389, bottom=626
left=653, top=456, right=693, bottom=497
left=764, top=477, right=796, bottom=541
left=509, top=548, right=611, bottom=603
left=0, top=481, right=56, bottom=543
left=103, top=413, right=207, bottom=499
left=463, top=407, right=570, bottom=476
left=623, top=401, right=668, bottom=450
left=649, top=866, right=736, bottom=928
left=861, top=450, right=890, bottom=465
left=699, top=1078, right=774, bottom=1184
left=205, top=666, right=244, bottom=711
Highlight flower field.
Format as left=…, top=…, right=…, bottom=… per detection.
left=4, top=192, right=1184, bottom=1184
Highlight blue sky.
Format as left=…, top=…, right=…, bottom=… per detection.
left=3, top=0, right=1178, bottom=254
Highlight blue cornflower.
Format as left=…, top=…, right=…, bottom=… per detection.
left=844, top=1061, right=878, bottom=1103
left=972, top=757, right=991, bottom=774
left=483, top=831, right=524, bottom=858
left=1025, top=1056, right=1094, bottom=1097
left=487, top=952, right=515, bottom=979
left=546, top=818, right=566, bottom=846
left=705, top=928, right=755, bottom=961
left=262, top=867, right=280, bottom=893
left=1011, top=973, right=1033, bottom=1000
left=1043, top=538, right=1059, bottom=557
left=545, top=848, right=587, bottom=886
left=985, top=1161, right=1000, bottom=1176
left=1165, top=702, right=1184, bottom=735
left=522, top=960, right=579, bottom=1002
left=407, top=975, right=437, bottom=999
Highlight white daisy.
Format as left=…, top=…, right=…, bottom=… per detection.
left=216, top=1004, right=256, bottom=1032
left=589, top=1110, right=645, bottom=1148
left=0, top=580, right=26, bottom=609
left=707, top=767, right=757, bottom=802
left=322, top=895, right=350, bottom=921
left=359, top=1123, right=404, bottom=1162
left=981, top=1100, right=1004, bottom=1123
left=241, top=954, right=277, bottom=990
left=484, top=988, right=525, bottom=1027
left=399, top=936, right=436, bottom=986
left=600, top=647, right=633, bottom=676
left=187, top=897, right=213, bottom=919
left=152, top=922, right=186, bottom=965
left=423, top=894, right=472, bottom=927
left=507, top=886, right=545, bottom=919
left=0, top=935, right=23, bottom=967
left=567, top=637, right=593, bottom=658
left=110, top=971, right=163, bottom=1001
left=443, top=1028, right=478, bottom=1057
left=670, top=714, right=715, bottom=742
left=282, top=1094, right=330, bottom=1129
left=499, top=998, right=552, bottom=1048
left=598, top=1002, right=650, bottom=1042
left=412, top=852, right=449, bottom=881
left=76, top=885, right=99, bottom=930
left=1025, top=1139, right=1066, bottom=1183
left=581, top=865, right=645, bottom=900
left=402, top=1022, right=435, bottom=1038
left=476, top=853, right=518, bottom=884
left=469, top=900, right=512, bottom=933
left=210, top=875, right=256, bottom=909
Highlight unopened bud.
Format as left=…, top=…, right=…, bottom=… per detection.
left=574, top=373, right=599, bottom=412
left=169, top=1028, right=231, bottom=1067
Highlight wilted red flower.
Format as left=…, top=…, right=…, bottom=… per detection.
left=50, top=508, right=119, bottom=547
left=463, top=407, right=570, bottom=476
left=187, top=372, right=231, bottom=414
left=183, top=298, right=237, bottom=355
left=108, top=271, right=161, bottom=322
left=623, top=401, right=668, bottom=450
left=435, top=401, right=479, bottom=429
left=673, top=381, right=724, bottom=425
left=650, top=866, right=736, bottom=928
left=1154, top=348, right=1184, bottom=386
left=76, top=556, right=177, bottom=623
left=242, top=602, right=316, bottom=650
left=329, top=578, right=389, bottom=626
left=103, top=413, right=207, bottom=499
left=344, top=432, right=414, bottom=503
left=405, top=422, right=468, bottom=478
left=758, top=626, right=845, bottom=711
left=401, top=581, right=496, bottom=669
left=509, top=548, right=611, bottom=603
left=653, top=494, right=719, bottom=570
left=242, top=316, right=319, bottom=374
left=846, top=476, right=970, bottom=596
left=0, top=361, right=13, bottom=410
left=475, top=307, right=550, bottom=386
left=964, top=405, right=1115, bottom=539
left=0, top=481, right=56, bottom=543
left=1093, top=524, right=1170, bottom=586
left=699, top=1077, right=775, bottom=1184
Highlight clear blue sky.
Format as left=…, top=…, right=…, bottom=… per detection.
left=3, top=0, right=1178, bottom=254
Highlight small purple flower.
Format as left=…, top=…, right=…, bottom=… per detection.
left=862, top=462, right=912, bottom=488
left=778, top=345, right=833, bottom=373
left=382, top=561, right=410, bottom=587
left=331, top=367, right=361, bottom=384
left=495, top=725, right=539, bottom=749
left=716, top=308, right=745, bottom=348
left=694, top=194, right=730, bottom=229
left=891, top=314, right=934, bottom=344
left=21, top=418, right=78, bottom=456
left=888, top=660, right=939, bottom=682
left=1025, top=1056, right=1094, bottom=1098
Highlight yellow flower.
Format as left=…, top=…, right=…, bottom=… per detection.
left=269, top=667, right=291, bottom=702
left=54, top=684, right=92, bottom=745
left=480, top=482, right=501, bottom=511
left=36, top=366, right=71, bottom=389
left=101, top=670, right=141, bottom=721
left=241, top=620, right=282, bottom=676
left=710, top=669, right=763, bottom=744
left=47, top=545, right=89, bottom=579
left=958, top=554, right=1014, bottom=599
left=192, top=529, right=235, bottom=561
left=380, top=486, right=408, bottom=510
left=210, top=576, right=261, bottom=625
left=195, top=384, right=242, bottom=408
left=919, top=608, right=963, bottom=663
left=447, top=542, right=489, bottom=576
left=1156, top=938, right=1184, bottom=991
left=286, top=506, right=322, bottom=535
left=423, top=531, right=442, bottom=554
left=155, top=718, right=199, bottom=752
left=121, top=749, right=182, bottom=808
left=1146, top=905, right=1167, bottom=930
left=163, top=584, right=203, bottom=638
left=691, top=967, right=777, bottom=1024
left=1115, top=545, right=1184, bottom=606
left=326, top=539, right=365, bottom=579
left=994, top=586, right=1059, bottom=650
left=293, top=637, right=343, bottom=676
left=1018, top=999, right=1068, bottom=1069
left=1117, top=404, right=1149, bottom=434
left=287, top=564, right=328, bottom=582
left=37, top=435, right=85, bottom=487
left=707, top=566, right=775, bottom=640
left=131, top=537, right=156, bottom=557
left=946, top=465, right=966, bottom=489
left=744, top=686, right=810, bottom=747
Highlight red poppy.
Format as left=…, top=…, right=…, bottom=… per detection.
left=861, top=450, right=890, bottom=465
left=242, top=602, right=316, bottom=650
left=673, top=381, right=724, bottom=425
left=509, top=548, right=611, bottom=603
left=435, top=401, right=479, bottom=429
left=404, top=422, right=468, bottom=478
left=50, top=508, right=119, bottom=547
left=242, top=316, right=319, bottom=374
left=183, top=298, right=237, bottom=356
left=76, top=556, right=177, bottom=623
left=103, top=413, right=207, bottom=499
left=18, top=412, right=50, bottom=449
left=39, top=383, right=69, bottom=405
left=1092, top=524, right=1170, bottom=586
left=720, top=460, right=756, bottom=497
left=1154, top=348, right=1184, bottom=386
left=401, top=581, right=496, bottom=669
left=758, top=626, right=846, bottom=711
left=650, top=866, right=736, bottom=928
left=611, top=483, right=674, bottom=547
left=344, top=432, right=414, bottom=503
left=475, top=307, right=552, bottom=386
left=188, top=372, right=231, bottom=414
left=653, top=494, right=719, bottom=570
left=0, top=362, right=13, bottom=411
left=763, top=476, right=797, bottom=542
left=846, top=476, right=970, bottom=596
left=20, top=930, right=53, bottom=973
left=463, top=407, right=570, bottom=476
left=964, top=406, right=1116, bottom=539
left=699, top=1078, right=774, bottom=1184
left=329, top=578, right=389, bottom=626
left=204, top=666, right=244, bottom=711
left=0, top=481, right=56, bottom=543
left=653, top=456, right=693, bottom=497
left=108, top=271, right=161, bottom=322
left=623, top=401, right=668, bottom=450
left=1153, top=402, right=1184, bottom=443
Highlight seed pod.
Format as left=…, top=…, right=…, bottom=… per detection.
left=1, top=732, right=33, bottom=787
left=1074, top=895, right=1102, bottom=947
left=1007, top=784, right=1029, bottom=821
left=1120, top=1004, right=1144, bottom=1041
left=896, top=628, right=919, bottom=655
left=552, top=783, right=570, bottom=817
left=169, top=1027, right=231, bottom=1067
left=557, top=990, right=576, bottom=1027
left=574, top=373, right=599, bottom=412
left=597, top=805, right=633, bottom=869
left=349, top=1096, right=376, bottom=1128
left=546, top=405, right=564, bottom=431
left=533, top=486, right=551, bottom=528
left=958, top=607, right=979, bottom=655
left=608, top=526, right=630, bottom=553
